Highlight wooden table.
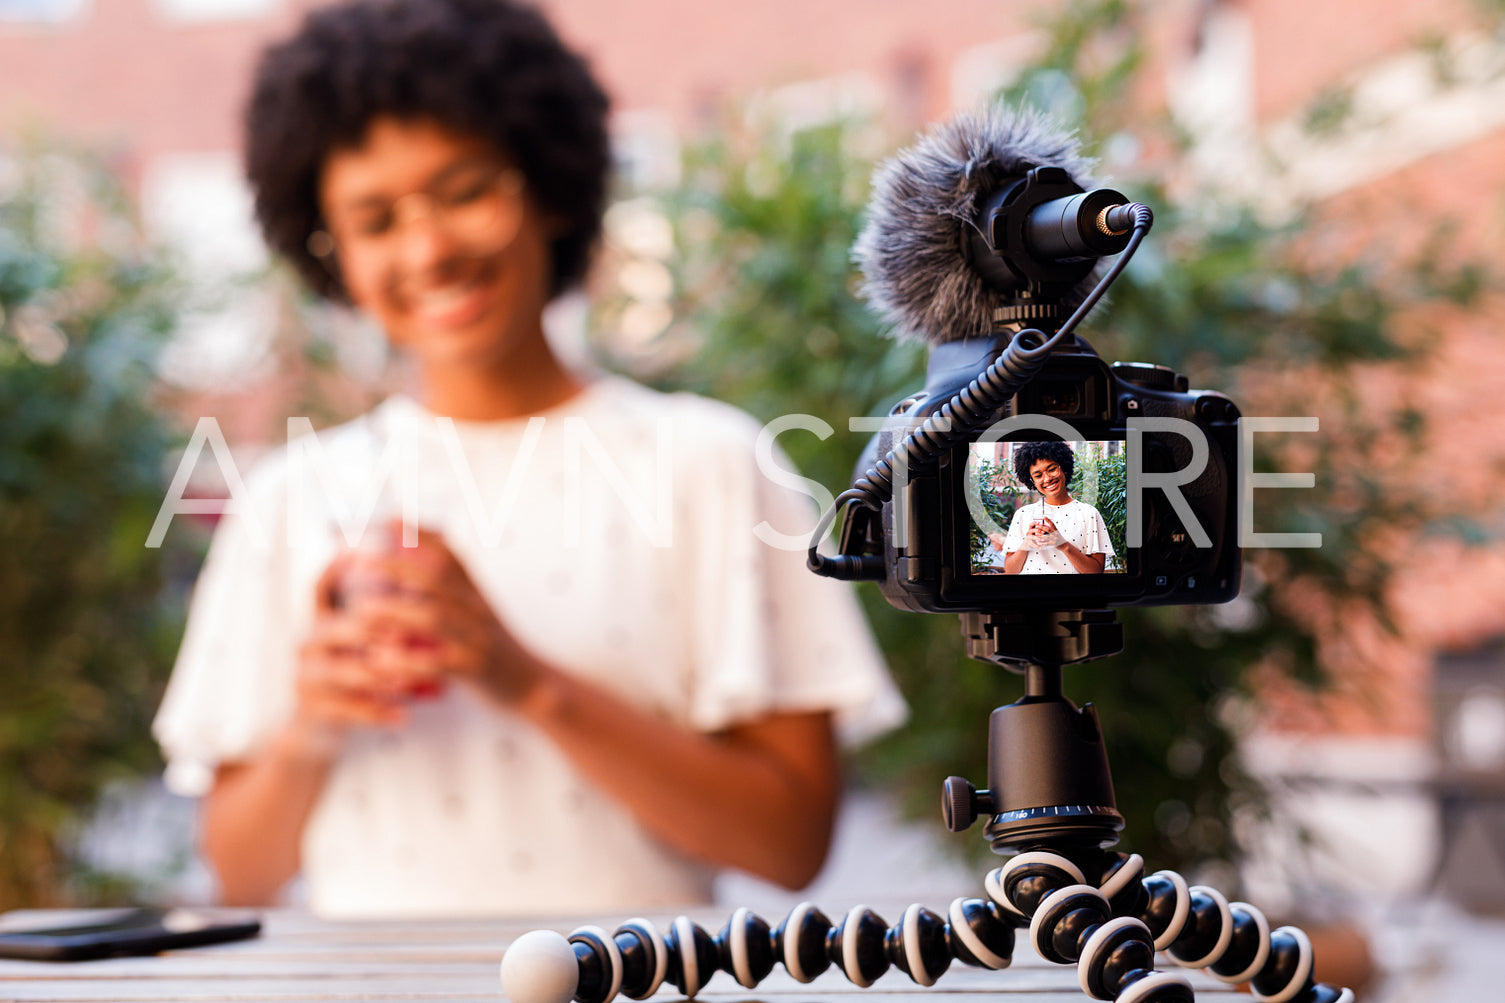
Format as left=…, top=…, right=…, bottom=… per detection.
left=0, top=908, right=1246, bottom=1002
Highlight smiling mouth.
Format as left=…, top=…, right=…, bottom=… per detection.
left=407, top=272, right=492, bottom=326
left=416, top=279, right=479, bottom=309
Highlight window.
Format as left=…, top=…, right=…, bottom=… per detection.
left=0, top=0, right=88, bottom=24
left=141, top=151, right=275, bottom=388
left=151, top=0, right=278, bottom=23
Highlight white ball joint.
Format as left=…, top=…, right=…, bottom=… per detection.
left=501, top=930, right=580, bottom=1003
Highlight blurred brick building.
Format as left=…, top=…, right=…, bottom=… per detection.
left=3, top=0, right=1504, bottom=906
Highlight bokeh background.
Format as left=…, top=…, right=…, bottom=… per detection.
left=3, top=1, right=1504, bottom=996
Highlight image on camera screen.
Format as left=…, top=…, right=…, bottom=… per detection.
left=966, top=439, right=1127, bottom=576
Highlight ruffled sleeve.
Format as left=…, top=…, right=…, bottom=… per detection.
left=152, top=459, right=305, bottom=797
left=673, top=394, right=907, bottom=745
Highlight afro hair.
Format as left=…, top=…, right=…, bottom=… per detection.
left=244, top=0, right=611, bottom=301
left=1012, top=440, right=1075, bottom=493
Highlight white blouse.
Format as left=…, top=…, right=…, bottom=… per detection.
left=1000, top=498, right=1116, bottom=574
left=153, top=377, right=905, bottom=918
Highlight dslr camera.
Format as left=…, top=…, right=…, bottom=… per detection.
left=862, top=332, right=1241, bottom=615
left=816, top=154, right=1241, bottom=618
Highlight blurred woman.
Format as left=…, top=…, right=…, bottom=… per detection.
left=153, top=0, right=901, bottom=919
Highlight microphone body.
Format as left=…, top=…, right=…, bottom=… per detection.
left=1021, top=188, right=1133, bottom=261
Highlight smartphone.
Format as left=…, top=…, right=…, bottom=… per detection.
left=0, top=907, right=261, bottom=961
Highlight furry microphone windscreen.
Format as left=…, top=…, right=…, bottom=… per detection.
left=852, top=106, right=1100, bottom=346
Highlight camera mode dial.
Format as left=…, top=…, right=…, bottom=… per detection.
left=1111, top=362, right=1184, bottom=392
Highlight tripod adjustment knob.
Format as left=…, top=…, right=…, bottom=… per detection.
left=941, top=777, right=993, bottom=832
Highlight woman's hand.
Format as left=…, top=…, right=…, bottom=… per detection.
left=347, top=526, right=549, bottom=708
left=282, top=553, right=432, bottom=761
left=1027, top=517, right=1065, bottom=550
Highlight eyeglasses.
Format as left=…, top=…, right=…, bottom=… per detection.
left=308, top=166, right=527, bottom=270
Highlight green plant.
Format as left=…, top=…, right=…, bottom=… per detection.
left=1094, top=449, right=1127, bottom=571
left=0, top=146, right=191, bottom=907
left=966, top=458, right=1018, bottom=565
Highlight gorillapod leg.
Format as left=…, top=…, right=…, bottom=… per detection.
left=499, top=858, right=1354, bottom=1003
left=988, top=848, right=1354, bottom=1003
left=500, top=896, right=1017, bottom=1003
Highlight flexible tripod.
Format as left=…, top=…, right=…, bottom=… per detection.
left=501, top=610, right=1354, bottom=1003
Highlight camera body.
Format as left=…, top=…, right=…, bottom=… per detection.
left=861, top=331, right=1241, bottom=613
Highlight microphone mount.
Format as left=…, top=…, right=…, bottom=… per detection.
left=965, top=166, right=1134, bottom=300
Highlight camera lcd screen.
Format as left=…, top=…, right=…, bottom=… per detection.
left=964, top=439, right=1127, bottom=577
